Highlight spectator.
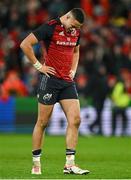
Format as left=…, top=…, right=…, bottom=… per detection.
left=2, top=71, right=28, bottom=96
left=0, top=0, right=131, bottom=97
left=85, top=64, right=109, bottom=135
left=110, top=78, right=130, bottom=136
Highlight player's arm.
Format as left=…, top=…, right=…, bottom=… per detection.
left=69, top=45, right=80, bottom=80
left=20, top=33, right=56, bottom=77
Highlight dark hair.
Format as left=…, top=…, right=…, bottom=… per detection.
left=70, top=8, right=85, bottom=24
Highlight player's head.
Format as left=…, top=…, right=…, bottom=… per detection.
left=70, top=8, right=85, bottom=25
left=60, top=8, right=85, bottom=32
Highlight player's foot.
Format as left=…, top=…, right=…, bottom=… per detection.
left=63, top=165, right=90, bottom=175
left=31, top=165, right=41, bottom=175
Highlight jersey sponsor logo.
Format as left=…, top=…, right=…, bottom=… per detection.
left=56, top=40, right=76, bottom=46
left=43, top=93, right=52, bottom=101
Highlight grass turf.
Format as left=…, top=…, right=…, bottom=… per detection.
left=0, top=134, right=131, bottom=179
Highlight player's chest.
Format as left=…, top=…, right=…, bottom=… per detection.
left=52, top=26, right=79, bottom=47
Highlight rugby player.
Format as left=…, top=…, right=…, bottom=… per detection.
left=20, top=8, right=90, bottom=175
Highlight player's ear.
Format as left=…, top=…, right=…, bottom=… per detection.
left=66, top=15, right=70, bottom=19
left=66, top=12, right=71, bottom=19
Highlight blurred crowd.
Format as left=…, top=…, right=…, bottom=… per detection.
left=0, top=0, right=131, bottom=135
left=0, top=0, right=131, bottom=99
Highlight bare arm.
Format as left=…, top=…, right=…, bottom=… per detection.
left=20, top=33, right=39, bottom=64
left=20, top=33, right=56, bottom=77
left=69, top=45, right=80, bottom=80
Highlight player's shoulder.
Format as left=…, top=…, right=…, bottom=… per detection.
left=47, top=18, right=60, bottom=26
left=37, top=18, right=59, bottom=33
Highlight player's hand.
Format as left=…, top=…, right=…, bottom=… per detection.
left=69, top=70, right=75, bottom=80
left=39, top=65, right=56, bottom=77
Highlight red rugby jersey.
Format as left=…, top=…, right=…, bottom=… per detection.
left=33, top=18, right=80, bottom=82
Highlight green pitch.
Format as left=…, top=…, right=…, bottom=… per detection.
left=0, top=134, right=131, bottom=179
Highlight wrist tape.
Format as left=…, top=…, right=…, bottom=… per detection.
left=33, top=61, right=42, bottom=70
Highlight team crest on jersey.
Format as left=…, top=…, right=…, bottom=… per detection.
left=71, top=28, right=77, bottom=36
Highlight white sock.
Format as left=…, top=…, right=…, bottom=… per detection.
left=32, top=149, right=41, bottom=167
left=66, top=155, right=75, bottom=166
left=33, top=156, right=41, bottom=166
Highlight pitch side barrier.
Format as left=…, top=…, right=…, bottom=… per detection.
left=0, top=97, right=131, bottom=136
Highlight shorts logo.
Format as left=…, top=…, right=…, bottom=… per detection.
left=43, top=93, right=52, bottom=101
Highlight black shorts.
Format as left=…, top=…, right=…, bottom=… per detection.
left=37, top=74, right=78, bottom=105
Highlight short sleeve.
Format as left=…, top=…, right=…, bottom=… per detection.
left=32, top=23, right=55, bottom=41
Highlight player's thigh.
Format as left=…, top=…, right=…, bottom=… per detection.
left=58, top=83, right=78, bottom=101
left=37, top=103, right=54, bottom=124
left=60, top=99, right=81, bottom=125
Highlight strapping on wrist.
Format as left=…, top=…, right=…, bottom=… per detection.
left=33, top=61, right=42, bottom=70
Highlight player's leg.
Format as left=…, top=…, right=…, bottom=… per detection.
left=32, top=103, right=54, bottom=174
left=60, top=99, right=80, bottom=150
left=60, top=99, right=90, bottom=175
left=121, top=108, right=128, bottom=136
left=111, top=107, right=117, bottom=136
left=31, top=74, right=59, bottom=174
left=32, top=103, right=54, bottom=149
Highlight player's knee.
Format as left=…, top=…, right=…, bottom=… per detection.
left=75, top=115, right=81, bottom=127
left=69, top=115, right=81, bottom=127
left=37, top=117, right=48, bottom=129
